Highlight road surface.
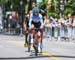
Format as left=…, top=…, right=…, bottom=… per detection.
left=0, top=34, right=75, bottom=60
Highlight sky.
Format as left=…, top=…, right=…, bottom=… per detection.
left=37, top=0, right=42, bottom=3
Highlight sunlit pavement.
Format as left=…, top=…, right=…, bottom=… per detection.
left=0, top=34, right=75, bottom=60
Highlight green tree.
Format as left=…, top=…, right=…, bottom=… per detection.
left=1, top=0, right=75, bottom=18
left=64, top=0, right=75, bottom=16
left=40, top=0, right=59, bottom=17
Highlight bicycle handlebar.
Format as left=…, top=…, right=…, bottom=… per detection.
left=31, top=28, right=41, bottom=30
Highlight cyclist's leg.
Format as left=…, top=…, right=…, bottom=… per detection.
left=40, top=29, right=43, bottom=53
left=37, top=28, right=43, bottom=53
left=29, top=24, right=35, bottom=46
left=25, top=31, right=28, bottom=44
left=23, top=23, right=28, bottom=46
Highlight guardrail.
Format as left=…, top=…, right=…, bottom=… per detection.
left=44, top=26, right=75, bottom=42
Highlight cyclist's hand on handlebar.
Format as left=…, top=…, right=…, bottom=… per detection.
left=29, top=24, right=34, bottom=30
left=40, top=26, right=43, bottom=29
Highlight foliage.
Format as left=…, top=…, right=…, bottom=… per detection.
left=1, top=0, right=75, bottom=17
left=41, top=0, right=75, bottom=17
left=65, top=0, right=75, bottom=16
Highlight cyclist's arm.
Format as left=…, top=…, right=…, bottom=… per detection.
left=29, top=14, right=33, bottom=28
left=23, top=21, right=27, bottom=31
left=39, top=14, right=44, bottom=26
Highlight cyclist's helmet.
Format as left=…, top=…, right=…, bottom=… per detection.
left=32, top=7, right=40, bottom=15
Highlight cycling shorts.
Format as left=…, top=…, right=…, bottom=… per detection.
left=31, top=21, right=41, bottom=32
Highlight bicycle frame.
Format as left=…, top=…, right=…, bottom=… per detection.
left=32, top=28, right=42, bottom=56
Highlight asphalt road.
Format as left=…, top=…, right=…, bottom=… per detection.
left=0, top=34, right=75, bottom=60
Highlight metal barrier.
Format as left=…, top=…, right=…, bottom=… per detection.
left=44, top=25, right=75, bottom=42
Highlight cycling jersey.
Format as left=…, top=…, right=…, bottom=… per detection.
left=29, top=13, right=43, bottom=28
left=25, top=18, right=29, bottom=28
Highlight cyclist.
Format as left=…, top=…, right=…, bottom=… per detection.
left=23, top=14, right=30, bottom=46
left=29, top=6, right=44, bottom=52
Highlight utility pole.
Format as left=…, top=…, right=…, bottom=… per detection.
left=19, top=0, right=24, bottom=35
left=59, top=0, right=65, bottom=18
left=54, top=0, right=56, bottom=16
left=0, top=6, right=3, bottom=32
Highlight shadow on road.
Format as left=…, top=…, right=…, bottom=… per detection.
left=0, top=56, right=50, bottom=59
left=53, top=55, right=75, bottom=58
left=0, top=55, right=75, bottom=59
